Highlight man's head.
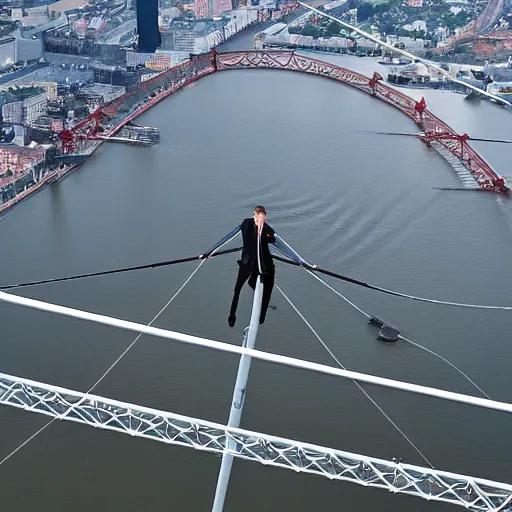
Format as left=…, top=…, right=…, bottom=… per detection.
left=253, top=205, right=267, bottom=226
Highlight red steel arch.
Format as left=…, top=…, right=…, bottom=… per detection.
left=71, top=50, right=508, bottom=194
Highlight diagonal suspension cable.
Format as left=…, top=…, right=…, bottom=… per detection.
left=0, top=258, right=207, bottom=466
left=276, top=283, right=434, bottom=468
left=399, top=334, right=490, bottom=400
left=304, top=268, right=491, bottom=400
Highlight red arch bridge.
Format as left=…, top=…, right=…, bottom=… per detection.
left=59, top=50, right=509, bottom=195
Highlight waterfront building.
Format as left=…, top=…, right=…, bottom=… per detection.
left=126, top=51, right=181, bottom=70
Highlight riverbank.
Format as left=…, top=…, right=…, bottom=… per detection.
left=0, top=162, right=81, bottom=216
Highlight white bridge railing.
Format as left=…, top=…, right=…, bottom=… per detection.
left=1, top=370, right=512, bottom=512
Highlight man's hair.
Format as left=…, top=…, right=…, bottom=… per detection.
left=254, top=205, right=267, bottom=215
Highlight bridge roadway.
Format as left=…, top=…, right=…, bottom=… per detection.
left=476, top=0, right=504, bottom=34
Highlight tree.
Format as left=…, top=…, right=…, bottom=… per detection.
left=440, top=11, right=470, bottom=31
left=301, top=24, right=321, bottom=37
left=325, top=20, right=341, bottom=36
left=357, top=2, right=375, bottom=21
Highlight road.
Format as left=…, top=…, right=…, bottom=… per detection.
left=476, top=0, right=504, bottom=34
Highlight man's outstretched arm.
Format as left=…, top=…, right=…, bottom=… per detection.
left=200, top=225, right=241, bottom=258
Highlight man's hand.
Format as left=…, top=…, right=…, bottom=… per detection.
left=255, top=213, right=266, bottom=233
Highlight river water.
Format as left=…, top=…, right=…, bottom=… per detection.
left=1, top=30, right=512, bottom=512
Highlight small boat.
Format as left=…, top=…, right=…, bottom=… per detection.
left=96, top=135, right=154, bottom=145
left=485, top=66, right=512, bottom=101
left=387, top=71, right=432, bottom=88
left=456, top=68, right=486, bottom=90
left=119, top=123, right=160, bottom=144
left=486, top=81, right=512, bottom=101
left=378, top=57, right=412, bottom=66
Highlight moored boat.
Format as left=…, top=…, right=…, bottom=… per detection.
left=486, top=81, right=512, bottom=101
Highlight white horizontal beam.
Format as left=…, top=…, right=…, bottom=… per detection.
left=0, top=290, right=511, bottom=414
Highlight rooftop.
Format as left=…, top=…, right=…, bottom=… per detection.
left=48, top=0, right=89, bottom=13
left=0, top=22, right=18, bottom=38
left=167, top=18, right=227, bottom=36
left=0, top=86, right=45, bottom=107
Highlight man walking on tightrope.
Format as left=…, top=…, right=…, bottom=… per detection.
left=228, top=206, right=275, bottom=327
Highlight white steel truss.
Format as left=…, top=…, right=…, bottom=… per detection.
left=1, top=371, right=511, bottom=512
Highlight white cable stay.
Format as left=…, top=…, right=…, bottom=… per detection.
left=298, top=2, right=512, bottom=107
left=1, top=289, right=512, bottom=415
left=0, top=371, right=511, bottom=512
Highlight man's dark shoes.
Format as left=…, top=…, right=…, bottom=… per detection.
left=228, top=314, right=236, bottom=328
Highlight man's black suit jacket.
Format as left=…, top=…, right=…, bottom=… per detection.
left=239, top=218, right=276, bottom=273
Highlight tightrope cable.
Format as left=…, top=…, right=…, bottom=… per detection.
left=273, top=255, right=512, bottom=311
left=0, top=246, right=242, bottom=291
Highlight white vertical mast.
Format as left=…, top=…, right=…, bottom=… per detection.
left=212, top=228, right=264, bottom=512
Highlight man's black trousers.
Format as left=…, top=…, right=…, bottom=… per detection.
left=229, top=265, right=275, bottom=322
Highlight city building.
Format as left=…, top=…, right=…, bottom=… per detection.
left=0, top=27, right=43, bottom=66
left=0, top=87, right=47, bottom=125
left=10, top=6, right=50, bottom=26
left=160, top=16, right=251, bottom=53
left=13, top=29, right=44, bottom=63
left=161, top=26, right=195, bottom=52
left=2, top=101, right=23, bottom=124
left=0, top=37, right=16, bottom=68
left=31, top=81, right=58, bottom=100
left=126, top=51, right=184, bottom=69
left=77, top=83, right=126, bottom=105
left=91, top=62, right=153, bottom=90
left=23, top=92, right=46, bottom=124
left=136, top=0, right=160, bottom=53
left=0, top=144, right=49, bottom=204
